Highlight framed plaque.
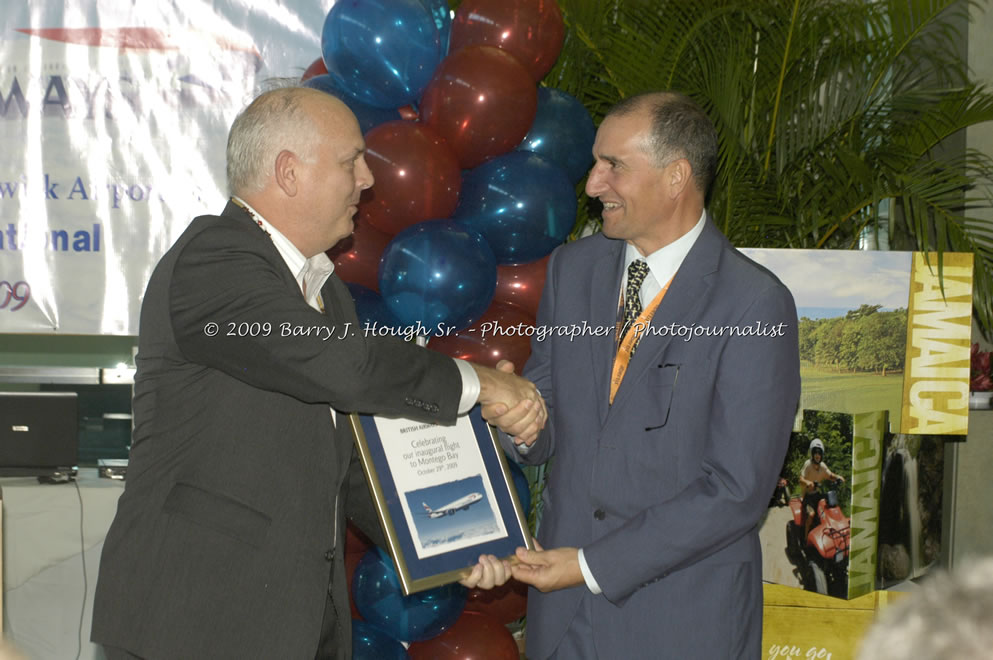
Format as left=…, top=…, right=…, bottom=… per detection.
left=349, top=407, right=533, bottom=595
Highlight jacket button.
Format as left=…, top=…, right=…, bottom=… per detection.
left=324, top=549, right=334, bottom=561
left=593, top=509, right=605, bottom=520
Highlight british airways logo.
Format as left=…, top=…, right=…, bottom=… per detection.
left=1, top=27, right=261, bottom=120
left=14, top=27, right=262, bottom=58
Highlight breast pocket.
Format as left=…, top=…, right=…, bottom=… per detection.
left=642, top=363, right=679, bottom=431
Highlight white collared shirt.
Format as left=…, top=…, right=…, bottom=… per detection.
left=233, top=197, right=336, bottom=310
left=623, top=209, right=707, bottom=306
left=231, top=197, right=479, bottom=413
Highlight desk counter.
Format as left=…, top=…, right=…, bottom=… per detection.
left=2, top=469, right=124, bottom=660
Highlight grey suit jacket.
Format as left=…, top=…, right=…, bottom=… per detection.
left=91, top=202, right=462, bottom=659
left=505, top=219, right=800, bottom=659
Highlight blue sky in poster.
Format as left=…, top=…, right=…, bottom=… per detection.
left=742, top=249, right=913, bottom=319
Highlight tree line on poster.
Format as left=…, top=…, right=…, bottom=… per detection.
left=799, top=305, right=908, bottom=376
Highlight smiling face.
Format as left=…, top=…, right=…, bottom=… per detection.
left=584, top=109, right=681, bottom=256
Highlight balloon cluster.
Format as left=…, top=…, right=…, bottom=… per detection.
left=346, top=524, right=526, bottom=660
left=314, top=2, right=592, bottom=653
left=318, top=0, right=596, bottom=377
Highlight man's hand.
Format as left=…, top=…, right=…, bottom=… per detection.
left=459, top=554, right=512, bottom=590
left=510, top=540, right=584, bottom=592
left=472, top=360, right=547, bottom=444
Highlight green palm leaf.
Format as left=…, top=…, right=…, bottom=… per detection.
left=447, top=0, right=993, bottom=334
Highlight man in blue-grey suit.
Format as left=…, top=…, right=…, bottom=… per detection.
left=505, top=92, right=801, bottom=659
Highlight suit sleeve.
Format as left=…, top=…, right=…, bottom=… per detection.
left=497, top=248, right=559, bottom=465
left=169, top=222, right=462, bottom=423
left=583, top=283, right=800, bottom=604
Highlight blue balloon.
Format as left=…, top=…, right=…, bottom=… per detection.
left=506, top=456, right=531, bottom=516
left=352, top=547, right=466, bottom=642
left=345, top=283, right=403, bottom=332
left=321, top=0, right=442, bottom=109
left=419, top=0, right=452, bottom=56
left=302, top=74, right=401, bottom=134
left=352, top=619, right=410, bottom=660
left=517, top=87, right=596, bottom=184
left=379, top=221, right=497, bottom=333
left=454, top=151, right=577, bottom=264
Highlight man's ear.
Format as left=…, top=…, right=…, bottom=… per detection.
left=274, top=149, right=299, bottom=197
left=668, top=158, right=692, bottom=198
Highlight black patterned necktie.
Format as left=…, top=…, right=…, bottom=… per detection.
left=621, top=259, right=650, bottom=347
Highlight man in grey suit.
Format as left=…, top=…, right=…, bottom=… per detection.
left=91, top=87, right=542, bottom=659
left=505, top=92, right=801, bottom=658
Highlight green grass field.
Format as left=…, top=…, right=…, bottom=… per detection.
left=799, top=362, right=904, bottom=421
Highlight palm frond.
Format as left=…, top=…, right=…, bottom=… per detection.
left=450, top=0, right=993, bottom=336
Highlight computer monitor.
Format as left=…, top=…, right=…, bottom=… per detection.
left=0, top=392, right=79, bottom=477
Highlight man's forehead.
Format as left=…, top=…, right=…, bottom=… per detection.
left=594, top=118, right=654, bottom=167
left=305, top=95, right=364, bottom=151
left=596, top=112, right=649, bottom=145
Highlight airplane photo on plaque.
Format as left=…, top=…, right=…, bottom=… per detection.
left=349, top=407, right=532, bottom=594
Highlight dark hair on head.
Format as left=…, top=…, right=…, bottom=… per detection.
left=606, top=92, right=718, bottom=200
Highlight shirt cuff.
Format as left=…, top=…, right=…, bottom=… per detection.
left=577, top=548, right=602, bottom=594
left=454, top=359, right=480, bottom=415
left=514, top=439, right=534, bottom=455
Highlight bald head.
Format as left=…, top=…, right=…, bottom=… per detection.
left=226, top=87, right=356, bottom=197
left=225, top=86, right=373, bottom=257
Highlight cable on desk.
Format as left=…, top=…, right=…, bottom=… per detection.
left=74, top=478, right=86, bottom=660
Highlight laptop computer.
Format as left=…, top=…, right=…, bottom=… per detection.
left=0, top=392, right=79, bottom=477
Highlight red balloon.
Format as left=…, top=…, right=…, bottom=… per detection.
left=358, top=121, right=462, bottom=235
left=493, top=254, right=550, bottom=318
left=326, top=219, right=392, bottom=291
left=420, top=45, right=537, bottom=169
left=397, top=104, right=420, bottom=121
left=407, top=611, right=519, bottom=660
left=345, top=522, right=373, bottom=556
left=450, top=0, right=565, bottom=82
left=428, top=301, right=534, bottom=374
left=464, top=578, right=528, bottom=624
left=301, top=56, right=328, bottom=82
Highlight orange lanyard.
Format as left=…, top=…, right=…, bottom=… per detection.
left=609, top=276, right=674, bottom=404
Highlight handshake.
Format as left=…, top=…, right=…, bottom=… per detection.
left=458, top=360, right=576, bottom=593
left=470, top=359, right=546, bottom=448
left=458, top=362, right=581, bottom=594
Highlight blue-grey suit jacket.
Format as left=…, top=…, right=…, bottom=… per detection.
left=505, top=219, right=800, bottom=659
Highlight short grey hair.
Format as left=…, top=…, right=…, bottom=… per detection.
left=856, top=557, right=993, bottom=660
left=606, top=92, right=718, bottom=200
left=225, top=86, right=319, bottom=196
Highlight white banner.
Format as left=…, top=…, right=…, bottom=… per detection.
left=0, top=2, right=331, bottom=334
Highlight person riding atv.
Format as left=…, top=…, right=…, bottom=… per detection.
left=799, top=438, right=845, bottom=539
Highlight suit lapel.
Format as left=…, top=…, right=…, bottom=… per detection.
left=321, top=274, right=354, bottom=323
left=220, top=201, right=302, bottom=293
left=607, top=219, right=725, bottom=414
left=221, top=202, right=343, bottom=473
left=590, top=240, right=626, bottom=426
